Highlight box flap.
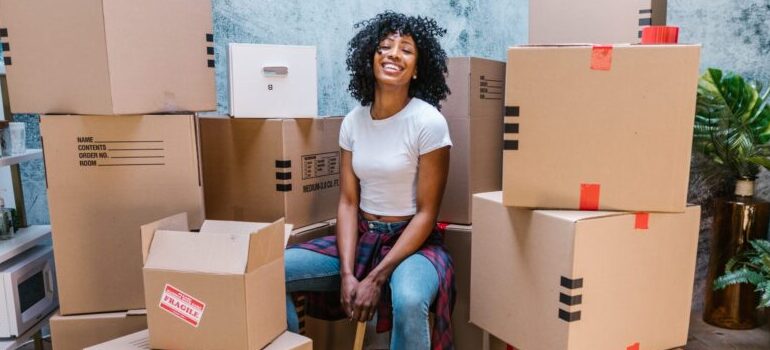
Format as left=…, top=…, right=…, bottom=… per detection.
left=141, top=213, right=190, bottom=264
left=284, top=224, right=294, bottom=248
left=247, top=218, right=286, bottom=272
left=291, top=221, right=329, bottom=235
left=200, top=220, right=271, bottom=234
left=264, top=331, right=312, bottom=350
left=537, top=210, right=628, bottom=223
left=144, top=230, right=250, bottom=274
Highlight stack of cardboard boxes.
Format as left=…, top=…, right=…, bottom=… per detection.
left=440, top=57, right=506, bottom=350
left=0, top=1, right=315, bottom=349
left=0, top=0, right=706, bottom=348
left=476, top=2, right=702, bottom=350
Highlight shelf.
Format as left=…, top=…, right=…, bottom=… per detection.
left=0, top=225, right=51, bottom=265
left=0, top=149, right=42, bottom=167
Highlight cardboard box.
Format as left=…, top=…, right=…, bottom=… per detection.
left=0, top=0, right=215, bottom=114
left=200, top=117, right=342, bottom=229
left=529, top=0, right=667, bottom=44
left=487, top=332, right=509, bottom=350
left=228, top=44, right=317, bottom=118
left=287, top=219, right=335, bottom=245
left=85, top=330, right=312, bottom=350
left=40, top=114, right=205, bottom=315
left=470, top=192, right=700, bottom=350
left=439, top=57, right=505, bottom=224
left=141, top=213, right=290, bottom=350
left=304, top=318, right=356, bottom=350
left=50, top=310, right=147, bottom=350
left=444, top=225, right=485, bottom=350
left=503, top=44, right=700, bottom=212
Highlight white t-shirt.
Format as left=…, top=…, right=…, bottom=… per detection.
left=339, top=98, right=452, bottom=216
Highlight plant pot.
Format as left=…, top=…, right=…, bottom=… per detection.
left=703, top=179, right=770, bottom=329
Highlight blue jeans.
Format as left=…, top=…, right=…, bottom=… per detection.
left=285, top=222, right=439, bottom=350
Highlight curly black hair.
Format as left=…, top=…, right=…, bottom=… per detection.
left=346, top=11, right=450, bottom=109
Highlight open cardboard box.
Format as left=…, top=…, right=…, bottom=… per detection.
left=141, top=213, right=292, bottom=350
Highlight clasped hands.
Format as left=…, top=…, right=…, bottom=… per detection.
left=341, top=273, right=384, bottom=322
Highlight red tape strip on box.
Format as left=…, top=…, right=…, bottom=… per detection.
left=641, top=26, right=679, bottom=44
left=579, top=184, right=601, bottom=210
left=635, top=213, right=649, bottom=230
left=627, top=342, right=640, bottom=350
left=590, top=45, right=613, bottom=70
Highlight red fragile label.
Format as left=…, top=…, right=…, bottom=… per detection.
left=590, top=46, right=613, bottom=70
left=579, top=184, right=601, bottom=210
left=159, top=284, right=206, bottom=327
left=627, top=342, right=640, bottom=350
left=635, top=213, right=649, bottom=230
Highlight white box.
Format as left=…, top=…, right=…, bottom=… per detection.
left=228, top=44, right=317, bottom=118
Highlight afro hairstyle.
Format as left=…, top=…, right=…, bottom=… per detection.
left=346, top=11, right=450, bottom=109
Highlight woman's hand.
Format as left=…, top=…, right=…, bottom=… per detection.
left=341, top=274, right=360, bottom=319
left=351, top=274, right=385, bottom=322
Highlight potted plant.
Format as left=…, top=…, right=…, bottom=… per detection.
left=693, top=68, right=770, bottom=329
left=714, top=239, right=770, bottom=309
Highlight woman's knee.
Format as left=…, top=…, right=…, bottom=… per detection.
left=390, top=255, right=438, bottom=315
left=391, top=286, right=432, bottom=316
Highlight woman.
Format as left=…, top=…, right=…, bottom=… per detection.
left=285, top=11, right=455, bottom=350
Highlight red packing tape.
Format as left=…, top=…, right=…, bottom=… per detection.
left=590, top=45, right=613, bottom=70
left=641, top=26, right=679, bottom=44
left=635, top=212, right=650, bottom=230
left=579, top=184, right=601, bottom=210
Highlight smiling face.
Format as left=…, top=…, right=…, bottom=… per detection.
left=372, top=32, right=418, bottom=90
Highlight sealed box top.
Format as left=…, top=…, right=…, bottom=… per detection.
left=50, top=310, right=148, bottom=350
left=471, top=191, right=700, bottom=350
left=442, top=57, right=506, bottom=118
left=0, top=0, right=215, bottom=114
left=529, top=0, right=667, bottom=44
left=142, top=214, right=287, bottom=274
left=199, top=117, right=342, bottom=228
left=503, top=44, right=700, bottom=212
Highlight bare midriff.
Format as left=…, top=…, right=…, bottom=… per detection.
left=361, top=210, right=413, bottom=223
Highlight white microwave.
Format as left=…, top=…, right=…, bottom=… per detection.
left=0, top=244, right=58, bottom=338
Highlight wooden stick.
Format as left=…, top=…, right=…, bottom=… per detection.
left=353, top=321, right=366, bottom=350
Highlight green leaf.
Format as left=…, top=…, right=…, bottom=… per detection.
left=714, top=268, right=765, bottom=290
left=694, top=68, right=770, bottom=176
